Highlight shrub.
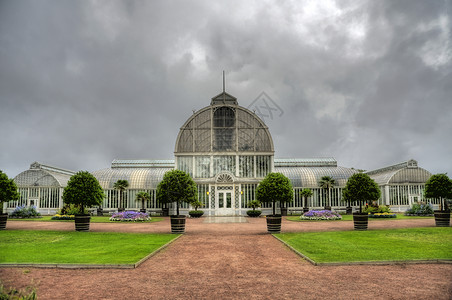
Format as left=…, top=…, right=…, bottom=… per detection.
left=405, top=202, right=434, bottom=216
left=300, top=210, right=342, bottom=220
left=0, top=283, right=37, bottom=300
left=189, top=210, right=204, bottom=218
left=110, top=211, right=150, bottom=222
left=248, top=200, right=261, bottom=210
left=364, top=202, right=392, bottom=214
left=246, top=210, right=262, bottom=217
left=9, top=205, right=41, bottom=218
left=58, top=204, right=88, bottom=216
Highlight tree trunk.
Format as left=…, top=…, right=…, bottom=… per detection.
left=272, top=200, right=276, bottom=215
left=176, top=202, right=180, bottom=216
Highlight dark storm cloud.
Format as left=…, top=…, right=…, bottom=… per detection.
left=1, top=0, right=451, bottom=178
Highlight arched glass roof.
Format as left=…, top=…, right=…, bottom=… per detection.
left=367, top=160, right=432, bottom=185
left=175, top=93, right=274, bottom=154
left=92, top=167, right=173, bottom=189
left=275, top=166, right=357, bottom=188
left=14, top=162, right=75, bottom=187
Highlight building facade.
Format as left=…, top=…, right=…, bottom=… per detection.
left=8, top=91, right=436, bottom=215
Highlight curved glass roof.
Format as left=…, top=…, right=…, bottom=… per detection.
left=367, top=160, right=432, bottom=185
left=14, top=162, right=75, bottom=187
left=92, top=167, right=173, bottom=189
left=276, top=166, right=357, bottom=188
left=175, top=93, right=274, bottom=154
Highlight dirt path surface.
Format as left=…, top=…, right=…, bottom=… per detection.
left=1, top=218, right=451, bottom=299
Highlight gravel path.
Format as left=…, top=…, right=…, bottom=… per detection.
left=1, top=217, right=451, bottom=299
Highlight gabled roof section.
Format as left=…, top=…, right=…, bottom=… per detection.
left=29, top=161, right=76, bottom=176
left=111, top=159, right=175, bottom=168
left=211, top=92, right=238, bottom=105
left=366, top=159, right=418, bottom=176
left=275, top=158, right=337, bottom=167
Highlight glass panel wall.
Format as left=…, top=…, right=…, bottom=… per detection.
left=256, top=156, right=271, bottom=178
left=177, top=156, right=193, bottom=176
left=239, top=156, right=254, bottom=178
left=213, top=156, right=235, bottom=176
left=195, top=156, right=211, bottom=178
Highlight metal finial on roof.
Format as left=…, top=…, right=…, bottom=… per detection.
left=223, top=70, right=225, bottom=93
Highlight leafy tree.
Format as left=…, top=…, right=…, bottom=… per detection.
left=136, top=191, right=150, bottom=211
left=319, top=176, right=336, bottom=209
left=62, top=171, right=105, bottom=214
left=300, top=188, right=313, bottom=209
left=0, top=171, right=20, bottom=214
left=156, top=170, right=197, bottom=216
left=113, top=180, right=129, bottom=209
left=424, top=174, right=452, bottom=212
left=342, top=173, right=381, bottom=213
left=256, top=172, right=293, bottom=216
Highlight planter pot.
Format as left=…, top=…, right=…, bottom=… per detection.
left=303, top=207, right=309, bottom=213
left=162, top=208, right=169, bottom=217
left=434, top=210, right=451, bottom=227
left=189, top=211, right=204, bottom=218
left=0, top=213, right=7, bottom=230
left=266, top=215, right=282, bottom=233
left=280, top=207, right=288, bottom=216
left=140, top=209, right=146, bottom=213
left=246, top=210, right=262, bottom=217
left=324, top=206, right=332, bottom=211
left=74, top=215, right=91, bottom=232
left=170, top=215, right=186, bottom=233
left=353, top=213, right=368, bottom=230
left=346, top=206, right=353, bottom=215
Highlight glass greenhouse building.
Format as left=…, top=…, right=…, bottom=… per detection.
left=9, top=91, right=435, bottom=215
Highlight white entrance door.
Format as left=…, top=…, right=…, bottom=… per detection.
left=216, top=190, right=234, bottom=216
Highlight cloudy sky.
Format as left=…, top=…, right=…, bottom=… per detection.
left=1, top=0, right=451, bottom=179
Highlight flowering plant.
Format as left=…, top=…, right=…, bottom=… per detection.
left=300, top=210, right=342, bottom=220
left=405, top=202, right=434, bottom=216
left=9, top=205, right=41, bottom=218
left=368, top=212, right=397, bottom=218
left=110, top=211, right=151, bottom=222
left=51, top=214, right=75, bottom=220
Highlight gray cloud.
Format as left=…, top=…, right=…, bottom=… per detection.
left=1, top=0, right=451, bottom=178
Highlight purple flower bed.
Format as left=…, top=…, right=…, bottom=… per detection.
left=110, top=211, right=151, bottom=222
left=300, top=210, right=342, bottom=220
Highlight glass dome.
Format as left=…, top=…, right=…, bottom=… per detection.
left=175, top=92, right=274, bottom=154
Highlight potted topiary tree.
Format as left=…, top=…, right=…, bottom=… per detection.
left=246, top=200, right=262, bottom=217
left=424, top=173, right=452, bottom=227
left=0, top=170, right=20, bottom=230
left=300, top=188, right=313, bottom=213
left=188, top=200, right=204, bottom=218
left=156, top=170, right=197, bottom=233
left=342, top=173, right=381, bottom=230
left=256, top=172, right=293, bottom=233
left=136, top=191, right=150, bottom=213
left=319, top=176, right=335, bottom=210
left=63, top=171, right=105, bottom=231
left=113, top=179, right=129, bottom=212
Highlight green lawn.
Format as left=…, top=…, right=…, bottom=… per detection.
left=0, top=230, right=178, bottom=264
left=8, top=216, right=163, bottom=223
left=286, top=214, right=434, bottom=222
left=275, top=227, right=452, bottom=263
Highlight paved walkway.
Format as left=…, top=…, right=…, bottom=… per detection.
left=1, top=217, right=451, bottom=299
